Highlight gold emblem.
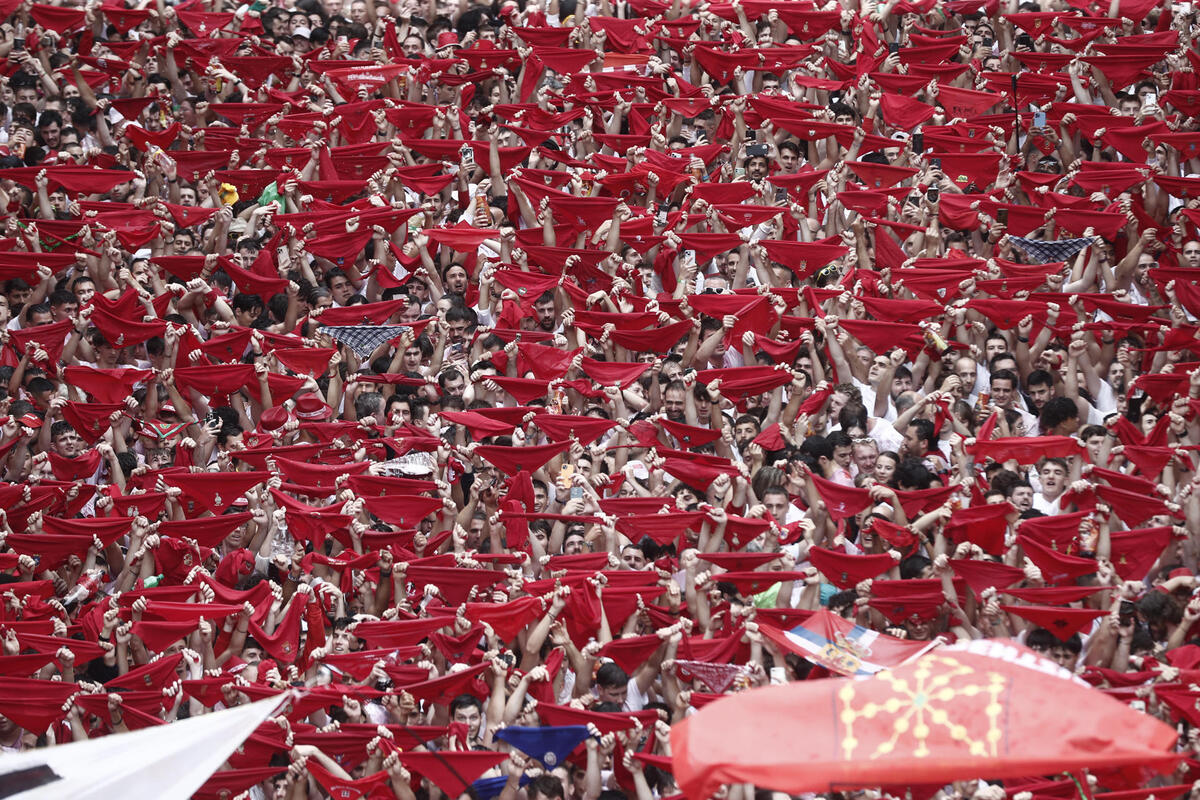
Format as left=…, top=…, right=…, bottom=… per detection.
left=821, top=630, right=870, bottom=675
left=838, top=655, right=1006, bottom=760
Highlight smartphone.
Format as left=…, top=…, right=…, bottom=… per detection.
left=888, top=41, right=900, bottom=55
left=460, top=144, right=475, bottom=167
left=1119, top=600, right=1135, bottom=624
left=997, top=208, right=1009, bottom=225
left=775, top=186, right=788, bottom=203
left=912, top=133, right=923, bottom=152
left=12, top=37, right=23, bottom=52
left=982, top=37, right=994, bottom=48
left=747, top=143, right=768, bottom=157
left=557, top=463, right=575, bottom=491
left=655, top=200, right=669, bottom=226
left=930, top=157, right=941, bottom=171
left=927, top=185, right=940, bottom=202
left=1033, top=110, right=1047, bottom=128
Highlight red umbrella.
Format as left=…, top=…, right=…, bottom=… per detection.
left=671, top=642, right=1178, bottom=799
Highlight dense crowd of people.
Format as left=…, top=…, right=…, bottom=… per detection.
left=0, top=0, right=1199, bottom=797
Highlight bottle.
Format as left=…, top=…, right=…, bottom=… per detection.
left=142, top=574, right=164, bottom=589
left=921, top=322, right=950, bottom=356
left=63, top=569, right=103, bottom=608
left=475, top=191, right=490, bottom=226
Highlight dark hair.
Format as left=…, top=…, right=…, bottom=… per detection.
left=837, top=404, right=869, bottom=438
left=1039, top=397, right=1078, bottom=432
left=894, top=457, right=934, bottom=490
left=799, top=434, right=832, bottom=463
left=990, top=368, right=1018, bottom=387
left=1026, top=628, right=1082, bottom=653
left=906, top=419, right=936, bottom=453
left=528, top=774, right=565, bottom=800
left=449, top=694, right=483, bottom=717
left=595, top=661, right=629, bottom=689
left=1026, top=369, right=1054, bottom=390
left=231, top=293, right=264, bottom=314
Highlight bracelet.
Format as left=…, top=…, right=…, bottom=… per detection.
left=1016, top=336, right=1029, bottom=343
left=167, top=177, right=178, bottom=184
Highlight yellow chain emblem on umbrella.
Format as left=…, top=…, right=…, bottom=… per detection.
left=838, top=655, right=1007, bottom=761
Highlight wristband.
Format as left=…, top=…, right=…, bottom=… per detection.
left=1016, top=336, right=1029, bottom=343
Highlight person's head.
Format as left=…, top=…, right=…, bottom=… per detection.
left=1183, top=240, right=1200, bottom=269
left=534, top=290, right=557, bottom=332
left=1025, top=369, right=1055, bottom=410
left=829, top=384, right=862, bottom=420
left=50, top=420, right=83, bottom=458
left=329, top=617, right=357, bottom=654
left=1038, top=457, right=1069, bottom=498
left=1026, top=628, right=1082, bottom=670
left=529, top=774, right=566, bottom=800
left=778, top=139, right=801, bottom=172
left=35, top=110, right=62, bottom=149
left=989, top=369, right=1019, bottom=408
left=531, top=479, right=549, bottom=513
left=1008, top=481, right=1034, bottom=512
left=744, top=153, right=769, bottom=180
left=733, top=414, right=760, bottom=449
left=761, top=485, right=791, bottom=525
left=1040, top=396, right=1080, bottom=436
left=853, top=437, right=879, bottom=476
left=894, top=457, right=934, bottom=491
left=23, top=301, right=51, bottom=327
left=621, top=543, right=646, bottom=571
left=325, top=269, right=354, bottom=305
left=437, top=368, right=466, bottom=401
left=891, top=365, right=913, bottom=398
left=594, top=662, right=629, bottom=705
left=442, top=263, right=469, bottom=296
left=563, top=530, right=587, bottom=555
left=663, top=380, right=686, bottom=422
left=402, top=33, right=425, bottom=57
left=830, top=101, right=856, bottom=126
left=1081, top=424, right=1108, bottom=463
left=449, top=694, right=484, bottom=739
left=48, top=290, right=77, bottom=322
left=875, top=451, right=899, bottom=484
left=231, top=293, right=263, bottom=327
left=444, top=304, right=476, bottom=344
left=829, top=430, right=853, bottom=470
left=903, top=419, right=936, bottom=459
left=953, top=356, right=977, bottom=394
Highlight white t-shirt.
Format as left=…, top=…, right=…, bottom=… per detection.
left=1032, top=492, right=1065, bottom=516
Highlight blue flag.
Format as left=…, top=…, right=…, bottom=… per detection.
left=495, top=725, right=592, bottom=769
